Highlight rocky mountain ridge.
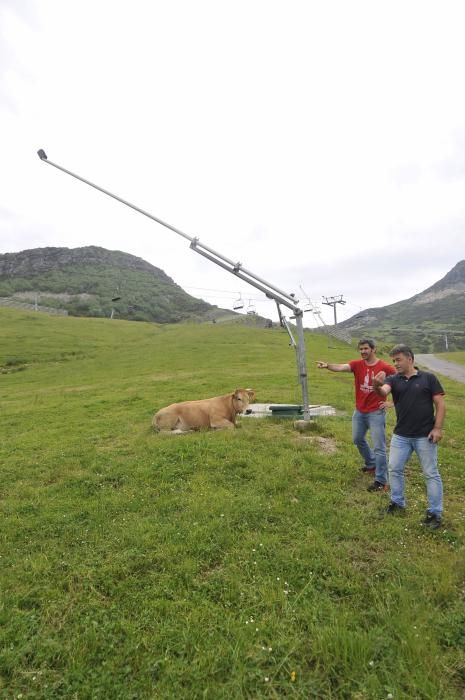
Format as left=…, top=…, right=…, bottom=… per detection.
left=0, top=246, right=231, bottom=323
left=336, top=260, right=465, bottom=351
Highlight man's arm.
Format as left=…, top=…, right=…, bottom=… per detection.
left=316, top=361, right=351, bottom=372
left=428, top=394, right=445, bottom=444
left=372, top=371, right=392, bottom=398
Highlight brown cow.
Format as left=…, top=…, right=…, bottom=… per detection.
left=152, top=388, right=256, bottom=434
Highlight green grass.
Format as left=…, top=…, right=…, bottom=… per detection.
left=1, top=308, right=465, bottom=699
left=437, top=352, right=465, bottom=366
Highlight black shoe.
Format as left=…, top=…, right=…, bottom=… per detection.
left=367, top=480, right=387, bottom=492
left=360, top=465, right=375, bottom=473
left=385, top=501, right=405, bottom=515
left=422, top=512, right=442, bottom=530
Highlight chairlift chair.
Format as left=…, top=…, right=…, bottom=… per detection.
left=233, top=293, right=244, bottom=310
left=246, top=299, right=256, bottom=314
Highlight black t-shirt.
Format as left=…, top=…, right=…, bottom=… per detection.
left=385, top=370, right=445, bottom=438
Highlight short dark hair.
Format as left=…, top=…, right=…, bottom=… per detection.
left=390, top=343, right=414, bottom=360
left=358, top=337, right=376, bottom=349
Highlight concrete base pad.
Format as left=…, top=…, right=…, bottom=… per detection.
left=242, top=403, right=336, bottom=418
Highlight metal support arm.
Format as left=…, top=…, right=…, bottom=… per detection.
left=37, top=149, right=311, bottom=418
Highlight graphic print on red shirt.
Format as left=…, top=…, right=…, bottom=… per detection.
left=348, top=359, right=396, bottom=413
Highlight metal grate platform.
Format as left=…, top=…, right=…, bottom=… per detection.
left=242, top=403, right=336, bottom=418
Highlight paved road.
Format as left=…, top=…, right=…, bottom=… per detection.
left=416, top=354, right=465, bottom=384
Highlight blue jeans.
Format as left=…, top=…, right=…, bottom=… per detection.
left=352, top=409, right=388, bottom=484
left=389, top=434, right=443, bottom=515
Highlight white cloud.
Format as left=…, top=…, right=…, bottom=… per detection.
left=1, top=0, right=465, bottom=324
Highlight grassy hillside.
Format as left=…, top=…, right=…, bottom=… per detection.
left=438, top=352, right=465, bottom=366
left=0, top=264, right=214, bottom=322
left=1, top=308, right=465, bottom=699
left=0, top=246, right=239, bottom=324
left=337, top=261, right=465, bottom=352
left=338, top=312, right=465, bottom=354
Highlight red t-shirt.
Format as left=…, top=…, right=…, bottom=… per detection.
left=348, top=359, right=396, bottom=413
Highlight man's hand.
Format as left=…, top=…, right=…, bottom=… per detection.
left=379, top=400, right=393, bottom=410
left=428, top=427, right=443, bottom=444
left=316, top=361, right=328, bottom=369
left=372, top=371, right=386, bottom=388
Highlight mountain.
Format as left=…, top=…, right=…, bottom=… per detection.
left=335, top=260, right=465, bottom=352
left=0, top=246, right=243, bottom=324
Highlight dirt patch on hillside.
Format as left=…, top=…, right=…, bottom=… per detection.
left=12, top=291, right=95, bottom=302
left=297, top=436, right=337, bottom=454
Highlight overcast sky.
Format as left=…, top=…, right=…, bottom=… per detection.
left=1, top=0, right=464, bottom=324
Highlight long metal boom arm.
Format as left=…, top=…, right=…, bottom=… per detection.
left=37, top=148, right=309, bottom=418
left=36, top=150, right=298, bottom=310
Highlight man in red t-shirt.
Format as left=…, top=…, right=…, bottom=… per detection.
left=317, top=338, right=396, bottom=491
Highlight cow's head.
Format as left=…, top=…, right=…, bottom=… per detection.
left=232, top=388, right=256, bottom=413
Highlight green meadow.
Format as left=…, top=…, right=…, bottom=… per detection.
left=1, top=308, right=464, bottom=699
left=438, top=352, right=465, bottom=366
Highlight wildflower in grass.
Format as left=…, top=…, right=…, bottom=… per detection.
left=290, top=671, right=296, bottom=682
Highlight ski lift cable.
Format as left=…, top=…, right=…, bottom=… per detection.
left=184, top=286, right=267, bottom=302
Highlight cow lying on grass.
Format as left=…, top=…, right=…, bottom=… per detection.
left=152, top=388, right=256, bottom=434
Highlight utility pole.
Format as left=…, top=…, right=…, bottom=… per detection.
left=322, top=295, right=346, bottom=325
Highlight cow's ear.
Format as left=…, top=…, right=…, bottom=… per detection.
left=246, top=388, right=256, bottom=400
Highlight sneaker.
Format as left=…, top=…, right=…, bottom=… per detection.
left=422, top=512, right=442, bottom=530
left=367, top=480, right=388, bottom=492
left=385, top=501, right=405, bottom=515
left=360, top=465, right=376, bottom=473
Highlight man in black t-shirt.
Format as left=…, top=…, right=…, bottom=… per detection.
left=373, top=344, right=445, bottom=529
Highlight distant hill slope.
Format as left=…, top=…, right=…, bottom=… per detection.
left=0, top=246, right=247, bottom=324
left=335, top=260, right=465, bottom=351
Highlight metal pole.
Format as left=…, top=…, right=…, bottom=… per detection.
left=37, top=148, right=312, bottom=415
left=295, top=311, right=310, bottom=420
left=322, top=295, right=346, bottom=326
left=191, top=245, right=297, bottom=311
left=37, top=150, right=297, bottom=305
